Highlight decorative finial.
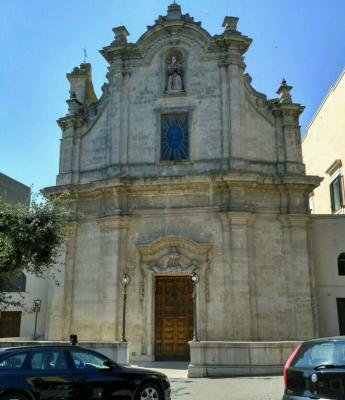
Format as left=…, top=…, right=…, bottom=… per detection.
left=112, top=26, right=130, bottom=44
left=222, top=16, right=239, bottom=32
left=83, top=48, right=87, bottom=64
left=167, top=2, right=182, bottom=20
left=277, top=79, right=293, bottom=104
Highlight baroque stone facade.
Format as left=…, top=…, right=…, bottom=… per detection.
left=45, top=4, right=321, bottom=361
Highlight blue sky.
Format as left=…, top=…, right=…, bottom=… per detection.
left=1, top=0, right=344, bottom=192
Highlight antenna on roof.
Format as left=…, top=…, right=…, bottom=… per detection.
left=83, top=47, right=87, bottom=64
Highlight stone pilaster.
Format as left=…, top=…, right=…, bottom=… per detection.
left=279, top=215, right=298, bottom=339
left=119, top=72, right=131, bottom=169
left=272, top=80, right=305, bottom=175
left=96, top=217, right=124, bottom=340
left=228, top=61, right=242, bottom=162
left=56, top=117, right=84, bottom=185
left=280, top=214, right=315, bottom=339
left=228, top=212, right=255, bottom=340
left=61, top=222, right=78, bottom=340
left=45, top=243, right=67, bottom=340
left=219, top=62, right=230, bottom=164
left=219, top=212, right=234, bottom=339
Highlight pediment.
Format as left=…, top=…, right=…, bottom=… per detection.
left=137, top=235, right=212, bottom=264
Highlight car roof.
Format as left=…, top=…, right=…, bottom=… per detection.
left=306, top=335, right=345, bottom=343
left=0, top=345, right=86, bottom=353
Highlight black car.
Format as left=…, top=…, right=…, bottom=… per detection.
left=283, top=336, right=345, bottom=400
left=0, top=345, right=170, bottom=400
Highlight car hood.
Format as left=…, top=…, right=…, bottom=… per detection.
left=120, top=366, right=167, bottom=378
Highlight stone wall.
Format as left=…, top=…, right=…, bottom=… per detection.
left=188, top=341, right=300, bottom=377
left=45, top=173, right=318, bottom=361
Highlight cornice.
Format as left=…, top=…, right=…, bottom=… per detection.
left=271, top=102, right=305, bottom=118
left=43, top=172, right=322, bottom=198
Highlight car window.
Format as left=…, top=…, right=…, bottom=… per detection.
left=70, top=350, right=109, bottom=369
left=292, top=341, right=345, bottom=367
left=0, top=353, right=27, bottom=369
left=30, top=350, right=68, bottom=370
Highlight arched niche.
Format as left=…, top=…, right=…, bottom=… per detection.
left=163, top=48, right=186, bottom=93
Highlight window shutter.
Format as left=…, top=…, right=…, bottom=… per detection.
left=330, top=182, right=335, bottom=213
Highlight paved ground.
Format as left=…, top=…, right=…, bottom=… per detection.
left=131, top=362, right=284, bottom=400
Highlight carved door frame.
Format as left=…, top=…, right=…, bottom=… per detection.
left=137, top=236, right=212, bottom=360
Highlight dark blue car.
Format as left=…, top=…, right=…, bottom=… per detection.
left=0, top=345, right=170, bottom=400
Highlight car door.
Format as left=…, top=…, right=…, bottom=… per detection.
left=25, top=348, right=77, bottom=400
left=0, top=351, right=30, bottom=394
left=68, top=348, right=133, bottom=400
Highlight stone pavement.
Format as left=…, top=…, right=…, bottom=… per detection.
left=131, top=362, right=284, bottom=400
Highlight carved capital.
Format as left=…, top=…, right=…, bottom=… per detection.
left=57, top=115, right=85, bottom=133
left=227, top=211, right=256, bottom=226
left=97, top=215, right=130, bottom=229
left=279, top=214, right=309, bottom=227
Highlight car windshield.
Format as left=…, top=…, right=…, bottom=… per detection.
left=292, top=341, right=345, bottom=368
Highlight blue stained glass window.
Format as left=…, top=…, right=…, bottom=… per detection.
left=161, top=113, right=189, bottom=161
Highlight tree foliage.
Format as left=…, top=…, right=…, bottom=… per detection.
left=0, top=195, right=72, bottom=309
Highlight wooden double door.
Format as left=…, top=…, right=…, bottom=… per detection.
left=155, top=275, right=193, bottom=361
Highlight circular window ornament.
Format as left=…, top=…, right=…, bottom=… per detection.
left=166, top=125, right=183, bottom=149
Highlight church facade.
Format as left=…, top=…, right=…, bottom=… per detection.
left=45, top=4, right=321, bottom=362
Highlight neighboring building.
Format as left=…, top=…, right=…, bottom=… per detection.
left=303, top=69, right=345, bottom=215
left=302, top=68, right=345, bottom=338
left=45, top=3, right=321, bottom=363
left=310, top=216, right=345, bottom=337
left=0, top=172, right=30, bottom=205
left=0, top=172, right=48, bottom=339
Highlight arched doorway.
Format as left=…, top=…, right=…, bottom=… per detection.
left=137, top=236, right=212, bottom=361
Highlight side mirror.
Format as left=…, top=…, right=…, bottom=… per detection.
left=103, top=359, right=117, bottom=369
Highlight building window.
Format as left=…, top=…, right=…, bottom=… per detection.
left=0, top=273, right=26, bottom=292
left=337, top=298, right=345, bottom=335
left=338, top=253, right=345, bottom=276
left=330, top=175, right=343, bottom=213
left=161, top=113, right=189, bottom=161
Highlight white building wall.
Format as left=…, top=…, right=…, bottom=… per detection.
left=3, top=272, right=49, bottom=339
left=311, top=215, right=345, bottom=337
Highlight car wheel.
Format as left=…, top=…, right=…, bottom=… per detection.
left=0, top=393, right=28, bottom=400
left=136, top=383, right=162, bottom=400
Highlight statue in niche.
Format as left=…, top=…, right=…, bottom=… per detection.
left=167, top=56, right=184, bottom=91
